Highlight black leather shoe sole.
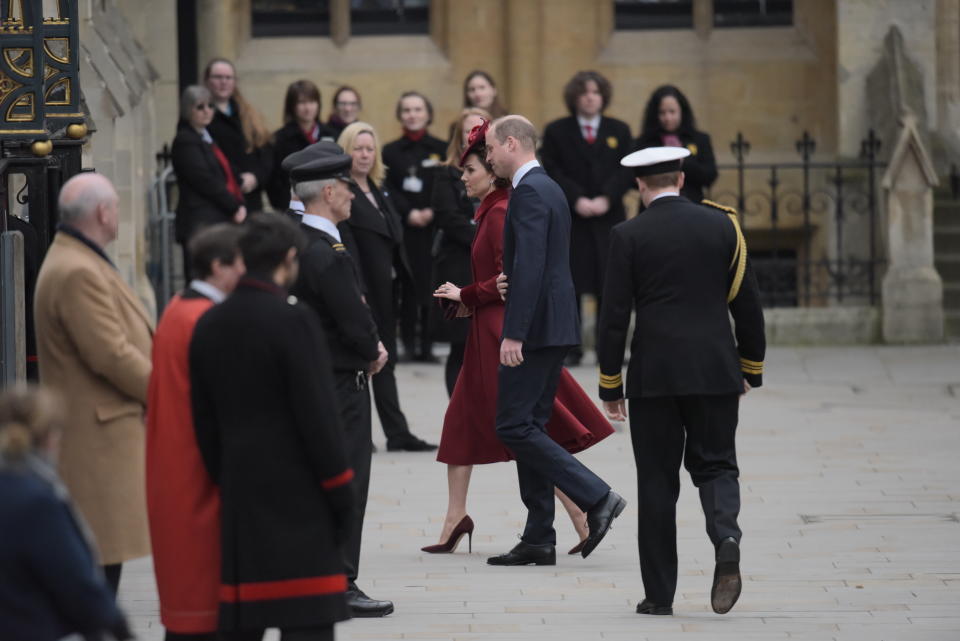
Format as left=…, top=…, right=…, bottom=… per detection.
left=581, top=494, right=627, bottom=558
left=711, top=539, right=742, bottom=614
left=486, top=553, right=556, bottom=566
left=350, top=603, right=395, bottom=617
left=386, top=440, right=438, bottom=452
left=636, top=599, right=673, bottom=615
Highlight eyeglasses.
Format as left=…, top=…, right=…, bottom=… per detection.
left=336, top=101, right=359, bottom=108
left=208, top=74, right=234, bottom=81
left=195, top=103, right=215, bottom=111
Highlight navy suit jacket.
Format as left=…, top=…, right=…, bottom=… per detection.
left=502, top=166, right=581, bottom=349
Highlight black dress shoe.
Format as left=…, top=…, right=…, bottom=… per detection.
left=636, top=598, right=673, bottom=615
left=346, top=586, right=394, bottom=617
left=711, top=537, right=742, bottom=614
left=386, top=435, right=438, bottom=452
left=486, top=541, right=556, bottom=566
left=581, top=490, right=626, bottom=558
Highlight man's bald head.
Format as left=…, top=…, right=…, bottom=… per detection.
left=490, top=115, right=538, bottom=152
left=58, top=173, right=120, bottom=247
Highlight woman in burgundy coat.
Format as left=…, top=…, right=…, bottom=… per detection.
left=427, top=121, right=613, bottom=555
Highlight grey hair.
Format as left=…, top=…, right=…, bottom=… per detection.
left=180, top=85, right=212, bottom=121
left=57, top=174, right=116, bottom=224
left=294, top=178, right=338, bottom=204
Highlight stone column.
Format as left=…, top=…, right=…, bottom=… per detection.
left=505, top=0, right=542, bottom=123
left=881, top=114, right=945, bottom=342
left=936, top=0, right=960, bottom=162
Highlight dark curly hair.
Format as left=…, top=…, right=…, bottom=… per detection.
left=562, top=70, right=612, bottom=116
left=639, top=85, right=697, bottom=140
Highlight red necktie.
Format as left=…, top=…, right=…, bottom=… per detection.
left=584, top=124, right=596, bottom=144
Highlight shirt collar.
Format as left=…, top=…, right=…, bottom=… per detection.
left=56, top=224, right=115, bottom=268
left=199, top=127, right=213, bottom=144
left=650, top=191, right=680, bottom=203
left=301, top=213, right=341, bottom=242
left=188, top=279, right=226, bottom=303
left=577, top=114, right=601, bottom=131
left=288, top=199, right=305, bottom=212
left=512, top=159, right=541, bottom=188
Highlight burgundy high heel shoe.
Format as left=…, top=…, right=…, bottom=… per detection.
left=422, top=515, right=474, bottom=553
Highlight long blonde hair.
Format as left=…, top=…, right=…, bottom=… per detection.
left=0, top=386, right=65, bottom=461
left=338, top=121, right=386, bottom=188
left=204, top=58, right=272, bottom=152
left=445, top=107, right=492, bottom=166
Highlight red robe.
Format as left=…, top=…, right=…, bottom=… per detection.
left=146, top=290, right=220, bottom=633
left=437, top=188, right=614, bottom=465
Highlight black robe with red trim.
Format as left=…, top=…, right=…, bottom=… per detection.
left=189, top=276, right=354, bottom=631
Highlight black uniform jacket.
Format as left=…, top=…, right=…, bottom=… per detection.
left=540, top=115, right=634, bottom=293
left=170, top=121, right=242, bottom=242
left=597, top=196, right=765, bottom=400
left=189, top=277, right=354, bottom=630
left=267, top=121, right=336, bottom=211
left=502, top=167, right=581, bottom=349
left=207, top=101, right=272, bottom=211
left=635, top=129, right=717, bottom=204
left=382, top=133, right=447, bottom=302
left=292, top=223, right=381, bottom=372
left=338, top=179, right=414, bottom=329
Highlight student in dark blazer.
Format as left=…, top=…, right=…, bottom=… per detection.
left=598, top=147, right=765, bottom=617
left=338, top=122, right=437, bottom=453
left=203, top=58, right=273, bottom=213
left=171, top=85, right=247, bottom=279
left=382, top=91, right=448, bottom=362
left=540, top=71, right=633, bottom=366
left=267, top=80, right=336, bottom=211
left=483, top=115, right=625, bottom=567
left=634, top=85, right=717, bottom=205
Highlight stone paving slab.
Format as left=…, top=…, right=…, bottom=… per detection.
left=120, top=346, right=960, bottom=640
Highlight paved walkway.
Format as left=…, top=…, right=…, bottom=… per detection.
left=120, top=346, right=960, bottom=641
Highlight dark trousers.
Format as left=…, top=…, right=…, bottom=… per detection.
left=629, top=394, right=742, bottom=605
left=444, top=340, right=466, bottom=397
left=334, top=371, right=372, bottom=584
left=495, top=346, right=610, bottom=545
left=370, top=304, right=413, bottom=443
left=219, top=626, right=333, bottom=640
left=102, top=563, right=122, bottom=596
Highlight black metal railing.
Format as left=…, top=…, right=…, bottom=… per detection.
left=710, top=130, right=885, bottom=308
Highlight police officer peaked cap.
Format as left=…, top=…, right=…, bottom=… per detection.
left=620, top=146, right=691, bottom=177
left=282, top=141, right=347, bottom=175
left=289, top=150, right=355, bottom=185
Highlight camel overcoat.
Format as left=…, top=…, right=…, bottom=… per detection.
left=34, top=230, right=154, bottom=565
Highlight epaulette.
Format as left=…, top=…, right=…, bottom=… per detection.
left=701, top=200, right=747, bottom=302
left=701, top=199, right=738, bottom=215
left=332, top=242, right=346, bottom=252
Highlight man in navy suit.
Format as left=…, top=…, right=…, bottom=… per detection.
left=484, top=116, right=625, bottom=566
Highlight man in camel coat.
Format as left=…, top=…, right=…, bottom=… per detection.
left=34, top=172, right=154, bottom=595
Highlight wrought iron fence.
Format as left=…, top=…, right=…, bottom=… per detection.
left=146, top=144, right=179, bottom=313
left=709, top=130, right=885, bottom=308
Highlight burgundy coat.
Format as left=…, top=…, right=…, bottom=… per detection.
left=437, top=188, right=613, bottom=465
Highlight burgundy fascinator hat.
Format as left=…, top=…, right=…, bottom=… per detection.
left=459, top=118, right=490, bottom=167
